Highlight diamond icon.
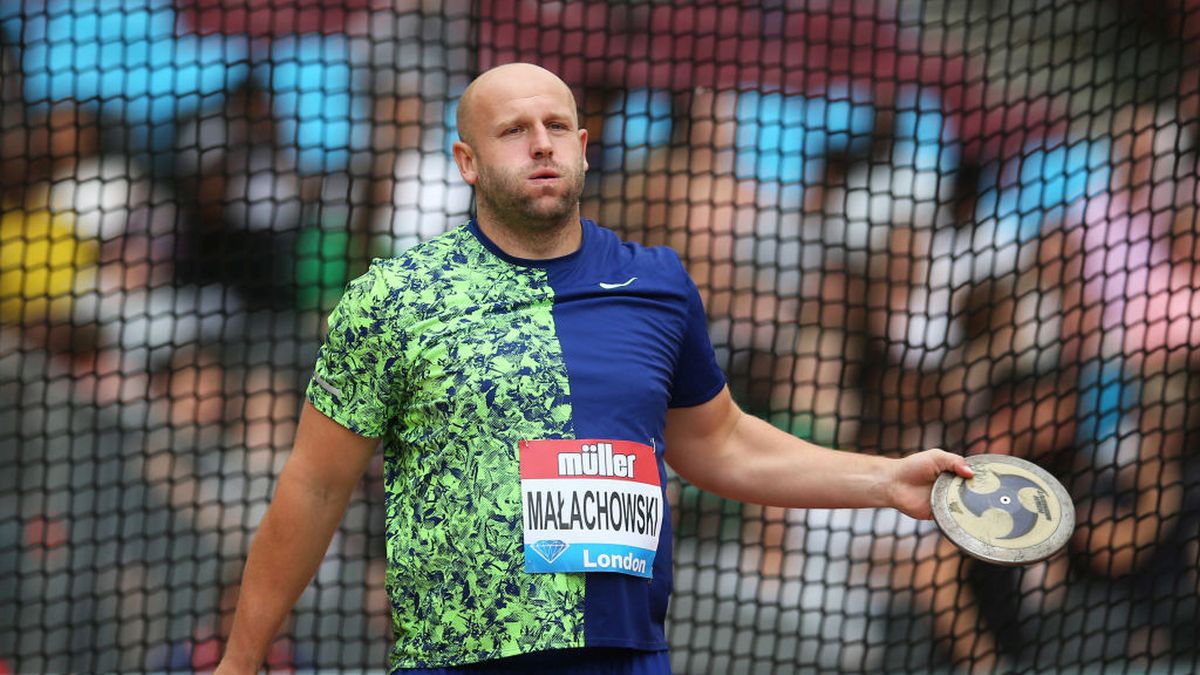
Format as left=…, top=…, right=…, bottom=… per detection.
left=531, top=539, right=569, bottom=564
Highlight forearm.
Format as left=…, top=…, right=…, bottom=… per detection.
left=220, top=466, right=355, bottom=672
left=703, top=412, right=893, bottom=509
left=666, top=387, right=967, bottom=520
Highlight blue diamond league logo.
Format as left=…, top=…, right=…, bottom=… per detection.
left=531, top=539, right=569, bottom=564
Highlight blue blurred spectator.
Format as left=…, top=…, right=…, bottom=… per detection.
left=601, top=88, right=674, bottom=171
left=734, top=85, right=874, bottom=189
left=1054, top=105, right=1195, bottom=578
left=0, top=0, right=370, bottom=174
left=883, top=135, right=1111, bottom=372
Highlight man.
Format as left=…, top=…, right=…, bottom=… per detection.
left=216, top=63, right=972, bottom=674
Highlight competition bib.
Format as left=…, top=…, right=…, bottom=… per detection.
left=520, top=439, right=663, bottom=578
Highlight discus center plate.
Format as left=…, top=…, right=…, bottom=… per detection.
left=931, top=454, right=1075, bottom=566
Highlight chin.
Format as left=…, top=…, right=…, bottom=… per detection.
left=524, top=212, right=576, bottom=229
left=524, top=199, right=577, bottom=224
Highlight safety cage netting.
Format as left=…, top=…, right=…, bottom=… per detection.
left=2, top=0, right=1199, bottom=673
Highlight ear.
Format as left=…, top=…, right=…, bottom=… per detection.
left=578, top=127, right=589, bottom=172
left=452, top=140, right=478, bottom=185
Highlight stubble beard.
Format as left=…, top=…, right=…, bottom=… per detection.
left=475, top=159, right=586, bottom=236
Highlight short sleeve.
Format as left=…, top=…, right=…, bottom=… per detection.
left=306, top=263, right=400, bottom=438
left=668, top=258, right=726, bottom=408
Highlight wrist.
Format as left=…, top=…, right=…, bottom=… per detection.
left=879, top=456, right=903, bottom=510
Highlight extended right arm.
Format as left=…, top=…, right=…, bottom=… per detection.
left=215, top=400, right=378, bottom=674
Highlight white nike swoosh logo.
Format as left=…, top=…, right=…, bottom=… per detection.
left=598, top=277, right=638, bottom=290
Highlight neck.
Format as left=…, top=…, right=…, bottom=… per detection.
left=474, top=208, right=583, bottom=260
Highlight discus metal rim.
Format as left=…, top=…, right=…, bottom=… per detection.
left=931, top=454, right=1075, bottom=566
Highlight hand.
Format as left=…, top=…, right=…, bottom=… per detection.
left=886, top=449, right=973, bottom=520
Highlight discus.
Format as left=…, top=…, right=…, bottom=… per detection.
left=930, top=454, right=1075, bottom=566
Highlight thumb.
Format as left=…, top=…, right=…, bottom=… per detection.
left=928, top=448, right=973, bottom=479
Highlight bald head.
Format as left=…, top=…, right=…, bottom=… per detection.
left=455, top=63, right=579, bottom=146
left=448, top=62, right=589, bottom=256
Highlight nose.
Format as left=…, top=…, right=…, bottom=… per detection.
left=530, top=123, right=553, bottom=158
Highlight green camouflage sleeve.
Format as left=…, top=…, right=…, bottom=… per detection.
left=306, top=263, right=400, bottom=438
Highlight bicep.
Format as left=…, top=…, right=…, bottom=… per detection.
left=280, top=400, right=379, bottom=504
left=663, top=385, right=742, bottom=491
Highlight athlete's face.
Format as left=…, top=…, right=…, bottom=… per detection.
left=453, top=66, right=588, bottom=230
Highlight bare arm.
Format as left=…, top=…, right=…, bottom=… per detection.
left=664, top=386, right=971, bottom=519
left=216, top=400, right=378, bottom=674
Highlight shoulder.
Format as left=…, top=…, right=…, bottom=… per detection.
left=335, top=224, right=477, bottom=322
left=385, top=223, right=477, bottom=277
left=585, top=220, right=691, bottom=282
left=362, top=224, right=479, bottom=290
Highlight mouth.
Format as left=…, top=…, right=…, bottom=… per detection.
left=529, top=168, right=561, bottom=183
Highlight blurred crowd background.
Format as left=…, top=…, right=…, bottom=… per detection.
left=1, top=0, right=1199, bottom=673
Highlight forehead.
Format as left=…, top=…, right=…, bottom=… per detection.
left=473, top=74, right=577, bottom=121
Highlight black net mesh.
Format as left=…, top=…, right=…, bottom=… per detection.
left=2, top=0, right=1199, bottom=672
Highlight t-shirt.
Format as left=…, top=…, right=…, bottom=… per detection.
left=306, top=219, right=726, bottom=670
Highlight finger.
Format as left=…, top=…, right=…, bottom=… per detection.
left=942, top=451, right=974, bottom=478
left=928, top=448, right=973, bottom=478
left=953, top=459, right=974, bottom=479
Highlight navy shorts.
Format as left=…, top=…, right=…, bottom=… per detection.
left=393, top=648, right=671, bottom=675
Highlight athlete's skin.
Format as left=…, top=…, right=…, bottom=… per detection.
left=215, top=63, right=973, bottom=674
